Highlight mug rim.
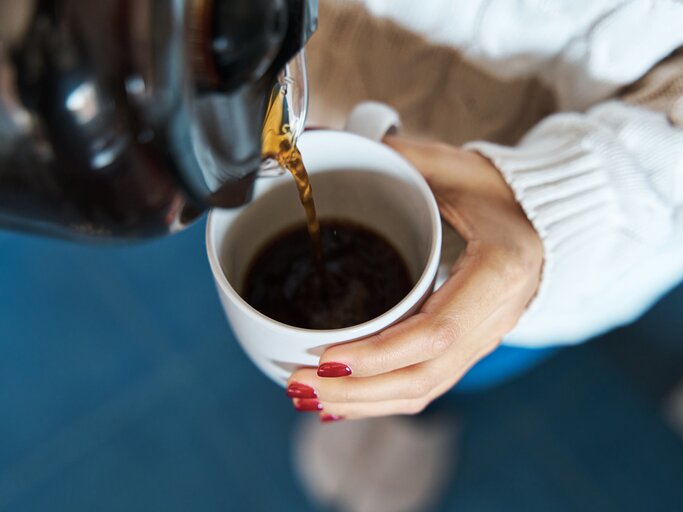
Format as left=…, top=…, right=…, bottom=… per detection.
left=205, top=129, right=442, bottom=339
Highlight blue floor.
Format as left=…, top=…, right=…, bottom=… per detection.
left=1, top=219, right=682, bottom=511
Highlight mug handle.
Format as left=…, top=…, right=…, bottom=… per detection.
left=345, top=102, right=466, bottom=290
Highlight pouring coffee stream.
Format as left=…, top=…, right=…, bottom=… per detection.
left=261, top=82, right=324, bottom=275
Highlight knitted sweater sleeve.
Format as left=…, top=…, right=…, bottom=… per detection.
left=466, top=101, right=683, bottom=347
left=465, top=2, right=683, bottom=345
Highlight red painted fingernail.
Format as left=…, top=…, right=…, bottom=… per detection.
left=293, top=399, right=323, bottom=412
left=286, top=382, right=317, bottom=399
left=317, top=362, right=352, bottom=378
left=320, top=414, right=344, bottom=423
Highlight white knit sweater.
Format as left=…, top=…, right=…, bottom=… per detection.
left=358, top=0, right=683, bottom=347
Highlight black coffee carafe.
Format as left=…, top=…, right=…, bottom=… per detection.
left=0, top=0, right=317, bottom=241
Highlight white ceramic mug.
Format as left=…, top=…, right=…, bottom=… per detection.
left=206, top=103, right=464, bottom=386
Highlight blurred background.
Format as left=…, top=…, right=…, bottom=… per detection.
left=2, top=220, right=683, bottom=512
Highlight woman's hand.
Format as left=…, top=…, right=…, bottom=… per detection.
left=287, top=137, right=544, bottom=421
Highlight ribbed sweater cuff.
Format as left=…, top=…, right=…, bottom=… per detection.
left=464, top=132, right=620, bottom=316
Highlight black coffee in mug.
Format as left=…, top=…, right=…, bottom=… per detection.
left=243, top=220, right=414, bottom=330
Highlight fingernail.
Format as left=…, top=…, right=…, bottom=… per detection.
left=293, top=398, right=323, bottom=412
left=286, top=382, right=317, bottom=399
left=317, top=362, right=352, bottom=378
left=320, top=414, right=344, bottom=423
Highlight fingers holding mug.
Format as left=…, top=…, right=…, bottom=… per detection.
left=285, top=320, right=501, bottom=420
